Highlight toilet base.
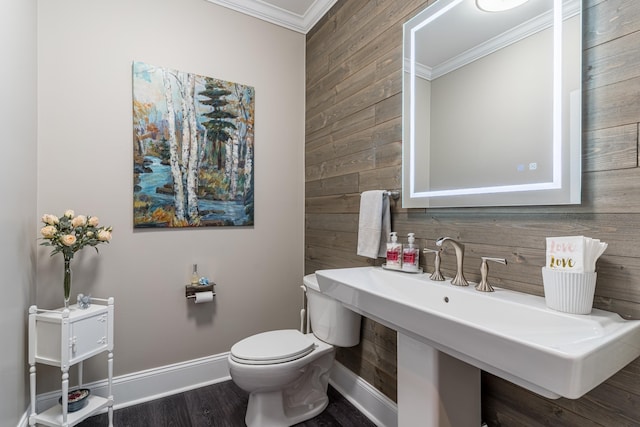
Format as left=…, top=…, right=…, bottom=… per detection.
left=244, top=351, right=334, bottom=427
left=245, top=390, right=328, bottom=427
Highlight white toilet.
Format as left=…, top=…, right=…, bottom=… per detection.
left=228, top=273, right=361, bottom=427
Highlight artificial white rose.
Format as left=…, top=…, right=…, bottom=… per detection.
left=41, top=225, right=57, bottom=238
left=61, top=234, right=77, bottom=246
left=97, top=230, right=112, bottom=242
left=88, top=216, right=99, bottom=227
left=42, top=214, right=59, bottom=225
left=64, top=210, right=74, bottom=218
left=71, top=215, right=87, bottom=227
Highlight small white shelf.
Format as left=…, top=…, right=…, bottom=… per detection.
left=28, top=297, right=115, bottom=427
left=31, top=395, right=113, bottom=427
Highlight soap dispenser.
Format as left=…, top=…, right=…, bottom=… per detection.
left=402, top=233, right=420, bottom=272
left=386, top=232, right=402, bottom=269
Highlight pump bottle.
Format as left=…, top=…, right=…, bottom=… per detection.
left=402, top=233, right=420, bottom=272
left=386, top=232, right=402, bottom=269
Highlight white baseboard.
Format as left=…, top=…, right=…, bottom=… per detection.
left=329, top=362, right=398, bottom=427
left=16, top=411, right=28, bottom=427
left=19, top=353, right=397, bottom=427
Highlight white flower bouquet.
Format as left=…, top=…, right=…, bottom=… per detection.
left=40, top=210, right=113, bottom=306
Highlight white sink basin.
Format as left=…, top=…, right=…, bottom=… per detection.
left=316, top=266, right=640, bottom=399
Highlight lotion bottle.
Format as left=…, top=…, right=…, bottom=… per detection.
left=386, top=232, right=402, bottom=269
left=402, top=233, right=420, bottom=272
left=191, top=264, right=199, bottom=285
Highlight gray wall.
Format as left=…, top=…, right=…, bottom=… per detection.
left=1, top=0, right=305, bottom=418
left=0, top=0, right=38, bottom=425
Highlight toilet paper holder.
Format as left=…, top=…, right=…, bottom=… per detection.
left=185, top=283, right=216, bottom=300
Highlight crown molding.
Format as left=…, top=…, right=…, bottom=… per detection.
left=205, top=0, right=337, bottom=34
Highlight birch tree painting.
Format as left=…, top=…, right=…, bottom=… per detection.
left=133, top=62, right=255, bottom=228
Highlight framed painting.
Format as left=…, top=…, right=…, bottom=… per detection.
left=133, top=61, right=254, bottom=228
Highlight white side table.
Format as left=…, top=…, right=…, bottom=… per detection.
left=28, top=297, right=114, bottom=427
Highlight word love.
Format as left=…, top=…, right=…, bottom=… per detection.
left=547, top=241, right=577, bottom=254
left=548, top=256, right=576, bottom=269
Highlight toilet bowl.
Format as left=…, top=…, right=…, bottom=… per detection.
left=228, top=273, right=361, bottom=427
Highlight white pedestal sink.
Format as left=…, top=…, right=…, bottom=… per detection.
left=315, top=267, right=640, bottom=427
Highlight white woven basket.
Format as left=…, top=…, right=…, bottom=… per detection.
left=541, top=267, right=597, bottom=315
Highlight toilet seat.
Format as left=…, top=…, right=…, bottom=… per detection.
left=230, top=329, right=316, bottom=365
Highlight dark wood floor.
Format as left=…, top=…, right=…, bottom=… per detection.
left=78, top=381, right=377, bottom=426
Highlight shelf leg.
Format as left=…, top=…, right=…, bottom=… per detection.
left=28, top=364, right=36, bottom=426
left=62, top=369, right=69, bottom=426
left=28, top=308, right=36, bottom=426
left=108, top=350, right=114, bottom=427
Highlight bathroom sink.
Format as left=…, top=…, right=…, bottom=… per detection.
left=315, top=266, right=640, bottom=399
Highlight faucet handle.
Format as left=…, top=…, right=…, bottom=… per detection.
left=423, top=248, right=445, bottom=281
left=476, top=257, right=507, bottom=292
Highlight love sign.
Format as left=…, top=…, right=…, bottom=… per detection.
left=546, top=236, right=585, bottom=272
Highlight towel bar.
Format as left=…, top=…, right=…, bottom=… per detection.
left=385, top=190, right=400, bottom=200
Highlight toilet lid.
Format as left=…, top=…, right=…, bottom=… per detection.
left=230, top=329, right=316, bottom=365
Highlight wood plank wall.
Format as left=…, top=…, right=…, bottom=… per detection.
left=305, top=0, right=640, bottom=425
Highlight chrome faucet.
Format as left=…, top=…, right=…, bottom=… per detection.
left=435, top=237, right=469, bottom=286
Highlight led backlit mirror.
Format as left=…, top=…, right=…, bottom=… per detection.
left=402, top=0, right=582, bottom=208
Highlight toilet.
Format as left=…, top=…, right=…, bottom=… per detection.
left=228, top=273, right=362, bottom=427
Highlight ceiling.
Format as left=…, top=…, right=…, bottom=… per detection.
left=205, top=0, right=338, bottom=34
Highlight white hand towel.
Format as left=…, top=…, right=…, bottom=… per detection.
left=357, top=190, right=391, bottom=259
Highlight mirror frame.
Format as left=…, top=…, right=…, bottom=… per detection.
left=402, top=0, right=582, bottom=208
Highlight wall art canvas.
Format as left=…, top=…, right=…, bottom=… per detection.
left=133, top=61, right=254, bottom=228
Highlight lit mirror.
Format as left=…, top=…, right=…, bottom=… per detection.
left=402, top=0, right=582, bottom=208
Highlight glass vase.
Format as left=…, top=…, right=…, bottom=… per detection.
left=64, top=258, right=72, bottom=309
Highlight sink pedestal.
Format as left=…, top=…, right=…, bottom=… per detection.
left=398, top=333, right=480, bottom=427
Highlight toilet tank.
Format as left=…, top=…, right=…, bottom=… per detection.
left=303, top=274, right=361, bottom=347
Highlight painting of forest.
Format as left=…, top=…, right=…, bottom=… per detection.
left=133, top=62, right=254, bottom=228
